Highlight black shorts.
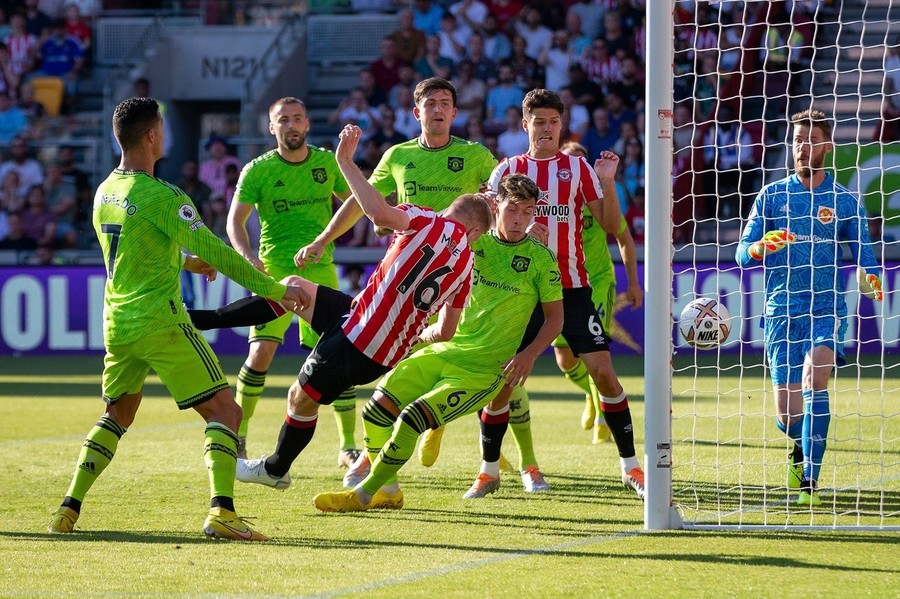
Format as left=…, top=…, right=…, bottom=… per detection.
left=308, top=285, right=354, bottom=336
left=518, top=286, right=609, bottom=356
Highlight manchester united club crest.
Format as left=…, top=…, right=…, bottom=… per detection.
left=312, top=168, right=327, bottom=184
left=511, top=255, right=531, bottom=273
left=447, top=156, right=464, bottom=172
left=817, top=206, right=834, bottom=225
left=557, top=168, right=572, bottom=182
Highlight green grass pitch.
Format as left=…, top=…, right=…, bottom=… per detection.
left=1, top=354, right=897, bottom=597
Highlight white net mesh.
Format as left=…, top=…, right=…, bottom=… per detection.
left=670, top=0, right=899, bottom=528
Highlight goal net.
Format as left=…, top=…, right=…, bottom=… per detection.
left=645, top=0, right=899, bottom=530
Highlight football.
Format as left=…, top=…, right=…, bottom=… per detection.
left=679, top=297, right=732, bottom=350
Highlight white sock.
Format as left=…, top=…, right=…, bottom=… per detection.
left=480, top=460, right=500, bottom=478
left=380, top=482, right=400, bottom=495
left=620, top=456, right=640, bottom=474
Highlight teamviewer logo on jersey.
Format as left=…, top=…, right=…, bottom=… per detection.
left=273, top=199, right=289, bottom=213
left=404, top=181, right=417, bottom=196
left=312, top=168, right=327, bottom=184
left=447, top=157, right=464, bottom=172
left=511, top=255, right=531, bottom=273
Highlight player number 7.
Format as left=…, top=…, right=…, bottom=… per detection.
left=100, top=223, right=123, bottom=278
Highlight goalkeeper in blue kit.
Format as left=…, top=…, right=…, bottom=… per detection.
left=736, top=109, right=883, bottom=507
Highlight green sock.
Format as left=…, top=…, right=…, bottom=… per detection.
left=588, top=380, right=606, bottom=426
left=64, top=415, right=127, bottom=506
left=360, top=399, right=396, bottom=464
left=204, top=422, right=239, bottom=508
left=361, top=417, right=420, bottom=495
left=332, top=387, right=358, bottom=450
left=508, top=386, right=538, bottom=469
left=563, top=360, right=592, bottom=395
left=235, top=363, right=266, bottom=438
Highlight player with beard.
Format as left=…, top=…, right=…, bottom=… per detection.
left=226, top=97, right=360, bottom=468
left=736, top=109, right=883, bottom=507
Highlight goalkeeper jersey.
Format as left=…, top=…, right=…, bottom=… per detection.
left=434, top=230, right=562, bottom=374
left=369, top=136, right=497, bottom=210
left=234, top=146, right=349, bottom=270
left=93, top=169, right=286, bottom=346
left=736, top=172, right=879, bottom=319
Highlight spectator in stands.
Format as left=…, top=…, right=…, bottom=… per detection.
left=0, top=91, right=27, bottom=142
left=529, top=0, right=566, bottom=32
left=496, top=105, right=529, bottom=157
left=339, top=264, right=366, bottom=295
left=57, top=144, right=90, bottom=240
left=412, top=0, right=443, bottom=37
left=414, top=34, right=453, bottom=80
left=22, top=183, right=56, bottom=247
left=327, top=87, right=381, bottom=138
left=0, top=135, right=42, bottom=195
left=0, top=43, right=19, bottom=100
left=223, top=161, right=239, bottom=206
left=391, top=84, right=420, bottom=139
left=353, top=136, right=383, bottom=174
left=581, top=37, right=620, bottom=92
left=625, top=186, right=644, bottom=245
left=25, top=242, right=61, bottom=265
left=389, top=9, right=426, bottom=65
left=198, top=134, right=242, bottom=198
left=24, top=0, right=51, bottom=38
left=464, top=117, right=486, bottom=145
left=508, top=34, right=544, bottom=91
left=567, top=0, right=605, bottom=40
left=17, top=80, right=47, bottom=136
left=436, top=11, right=466, bottom=64
left=610, top=55, right=644, bottom=111
left=358, top=68, right=388, bottom=111
left=605, top=90, right=636, bottom=139
left=0, top=9, right=10, bottom=42
left=512, top=6, right=552, bottom=61
left=367, top=105, right=408, bottom=152
left=701, top=103, right=754, bottom=219
left=0, top=169, right=22, bottom=213
left=3, top=13, right=37, bottom=79
left=879, top=42, right=900, bottom=142
left=34, top=18, right=84, bottom=104
left=612, top=119, right=638, bottom=156
left=539, top=30, right=574, bottom=92
left=566, top=62, right=602, bottom=112
left=563, top=11, right=592, bottom=60
left=620, top=136, right=644, bottom=199
left=112, top=78, right=172, bottom=161
left=581, top=107, right=618, bottom=163
left=64, top=3, right=92, bottom=58
left=451, top=59, right=486, bottom=132
left=487, top=0, right=522, bottom=34
left=369, top=38, right=406, bottom=98
left=480, top=14, right=511, bottom=64
left=483, top=132, right=499, bottom=160
left=449, top=0, right=489, bottom=43
left=464, top=33, right=497, bottom=84
left=558, top=85, right=589, bottom=141
left=178, top=158, right=212, bottom=223
left=483, top=62, right=525, bottom=131
left=206, top=193, right=229, bottom=242
left=600, top=11, right=631, bottom=57
left=0, top=211, right=37, bottom=250
left=388, top=64, right=417, bottom=108
left=43, top=161, right=76, bottom=247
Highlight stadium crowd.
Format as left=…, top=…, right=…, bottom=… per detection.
left=0, top=0, right=835, bottom=263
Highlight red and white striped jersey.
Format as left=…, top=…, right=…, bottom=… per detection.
left=489, top=152, right=602, bottom=289
left=342, top=204, right=474, bottom=367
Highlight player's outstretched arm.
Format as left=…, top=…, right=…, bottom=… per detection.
left=296, top=196, right=365, bottom=268
left=334, top=124, right=410, bottom=232
left=614, top=223, right=642, bottom=309
left=502, top=299, right=563, bottom=387
left=418, top=304, right=463, bottom=344
left=592, top=151, right=623, bottom=234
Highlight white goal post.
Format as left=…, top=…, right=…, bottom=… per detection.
left=644, top=0, right=899, bottom=531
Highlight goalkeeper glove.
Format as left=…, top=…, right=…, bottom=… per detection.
left=748, top=229, right=795, bottom=260
left=857, top=267, right=884, bottom=302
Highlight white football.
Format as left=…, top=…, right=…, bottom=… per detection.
left=679, top=297, right=732, bottom=350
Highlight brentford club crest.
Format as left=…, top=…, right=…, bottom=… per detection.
left=557, top=168, right=572, bottom=182
left=817, top=206, right=834, bottom=225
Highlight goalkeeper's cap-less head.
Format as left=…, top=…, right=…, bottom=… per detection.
left=791, top=109, right=832, bottom=141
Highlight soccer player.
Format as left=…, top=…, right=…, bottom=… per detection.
left=735, top=109, right=883, bottom=507
left=486, top=89, right=646, bottom=499
left=556, top=141, right=642, bottom=443
left=234, top=124, right=492, bottom=492
left=47, top=97, right=308, bottom=541
left=226, top=97, right=359, bottom=467
left=311, top=172, right=563, bottom=512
